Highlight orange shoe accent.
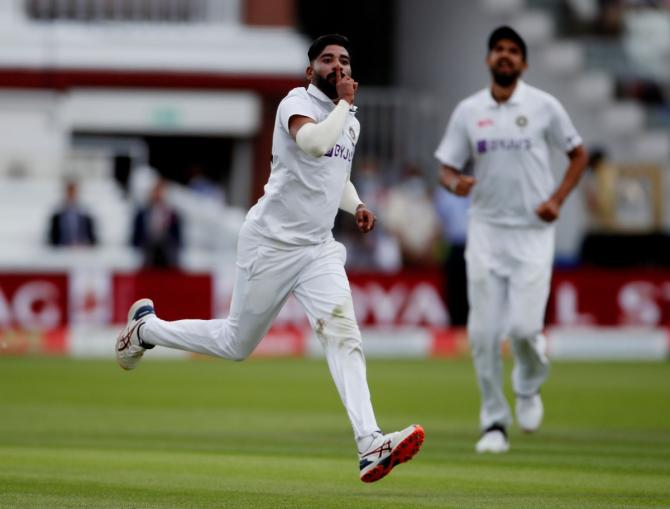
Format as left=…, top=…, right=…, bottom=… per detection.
left=361, top=425, right=425, bottom=483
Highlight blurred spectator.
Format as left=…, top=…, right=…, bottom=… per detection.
left=339, top=160, right=401, bottom=272
left=337, top=211, right=402, bottom=273
left=597, top=0, right=625, bottom=35
left=622, top=2, right=670, bottom=83
left=616, top=78, right=666, bottom=104
left=434, top=187, right=470, bottom=326
left=187, top=164, right=226, bottom=204
left=131, top=179, right=182, bottom=269
left=563, top=0, right=624, bottom=36
left=384, top=165, right=440, bottom=268
left=48, top=180, right=97, bottom=247
left=333, top=161, right=395, bottom=272
left=356, top=159, right=386, bottom=212
left=129, top=164, right=160, bottom=204
left=582, top=149, right=618, bottom=231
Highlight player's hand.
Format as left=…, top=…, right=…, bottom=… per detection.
left=445, top=175, right=476, bottom=196
left=336, top=69, right=357, bottom=105
left=355, top=204, right=375, bottom=233
left=535, top=198, right=561, bottom=222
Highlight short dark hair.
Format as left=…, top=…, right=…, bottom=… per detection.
left=488, top=26, right=527, bottom=62
left=307, top=34, right=351, bottom=63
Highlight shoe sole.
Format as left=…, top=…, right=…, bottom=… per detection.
left=476, top=444, right=510, bottom=453
left=361, top=425, right=425, bottom=483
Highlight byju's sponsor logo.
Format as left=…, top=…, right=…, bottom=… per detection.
left=476, top=138, right=531, bottom=154
left=324, top=144, right=354, bottom=161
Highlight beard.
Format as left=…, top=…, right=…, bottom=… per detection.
left=313, top=72, right=339, bottom=99
left=491, top=68, right=520, bottom=87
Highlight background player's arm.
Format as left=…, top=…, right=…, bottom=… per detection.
left=535, top=144, right=589, bottom=222
left=435, top=103, right=475, bottom=196
left=439, top=165, right=476, bottom=196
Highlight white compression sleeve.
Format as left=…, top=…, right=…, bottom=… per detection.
left=339, top=179, right=363, bottom=214
left=295, top=100, right=350, bottom=157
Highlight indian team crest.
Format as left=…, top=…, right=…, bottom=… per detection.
left=516, top=115, right=528, bottom=127
left=348, top=126, right=357, bottom=142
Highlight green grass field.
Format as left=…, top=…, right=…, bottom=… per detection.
left=1, top=356, right=669, bottom=508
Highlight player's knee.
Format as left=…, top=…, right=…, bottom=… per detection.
left=228, top=333, right=262, bottom=361
left=228, top=346, right=252, bottom=362
left=468, top=325, right=503, bottom=370
left=230, top=353, right=249, bottom=362
left=508, top=320, right=541, bottom=341
left=317, top=313, right=362, bottom=352
left=468, top=322, right=497, bottom=349
left=219, top=322, right=260, bottom=361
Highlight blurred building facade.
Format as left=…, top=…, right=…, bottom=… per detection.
left=0, top=0, right=306, bottom=270
left=0, top=0, right=668, bottom=270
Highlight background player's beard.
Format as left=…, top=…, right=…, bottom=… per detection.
left=491, top=69, right=520, bottom=87
left=313, top=73, right=338, bottom=99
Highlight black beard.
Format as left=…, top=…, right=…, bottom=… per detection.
left=313, top=73, right=338, bottom=99
left=491, top=69, right=519, bottom=87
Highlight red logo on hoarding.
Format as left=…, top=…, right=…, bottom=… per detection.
left=0, top=276, right=67, bottom=331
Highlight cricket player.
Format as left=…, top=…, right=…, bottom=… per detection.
left=435, top=26, right=588, bottom=453
left=116, top=34, right=424, bottom=482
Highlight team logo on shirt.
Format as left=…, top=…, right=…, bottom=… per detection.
left=324, top=144, right=354, bottom=161
left=476, top=138, right=532, bottom=154
left=515, top=115, right=528, bottom=127
left=348, top=126, right=357, bottom=142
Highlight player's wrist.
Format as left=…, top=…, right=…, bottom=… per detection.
left=550, top=193, right=565, bottom=206
left=447, top=176, right=459, bottom=193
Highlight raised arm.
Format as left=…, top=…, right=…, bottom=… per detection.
left=289, top=71, right=357, bottom=157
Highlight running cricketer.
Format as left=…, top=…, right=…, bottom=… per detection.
left=435, top=26, right=588, bottom=453
left=116, top=34, right=424, bottom=482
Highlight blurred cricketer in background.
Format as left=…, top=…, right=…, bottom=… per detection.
left=435, top=26, right=588, bottom=453
left=115, top=34, right=424, bottom=483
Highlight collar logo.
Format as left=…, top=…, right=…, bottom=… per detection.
left=516, top=115, right=528, bottom=127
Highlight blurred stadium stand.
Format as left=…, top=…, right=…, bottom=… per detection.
left=0, top=0, right=306, bottom=271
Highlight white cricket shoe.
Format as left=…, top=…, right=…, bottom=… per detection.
left=359, top=424, right=425, bottom=483
left=475, top=425, right=509, bottom=453
left=115, top=298, right=156, bottom=371
left=516, top=394, right=544, bottom=433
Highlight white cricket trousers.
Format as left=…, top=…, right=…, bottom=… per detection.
left=465, top=219, right=552, bottom=430
left=141, top=222, right=381, bottom=442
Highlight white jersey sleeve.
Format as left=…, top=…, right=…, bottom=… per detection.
left=546, top=97, right=582, bottom=153
left=434, top=102, right=471, bottom=170
left=278, top=91, right=317, bottom=133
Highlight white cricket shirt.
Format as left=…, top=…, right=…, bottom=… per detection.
left=246, top=84, right=360, bottom=245
left=435, top=80, right=582, bottom=228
